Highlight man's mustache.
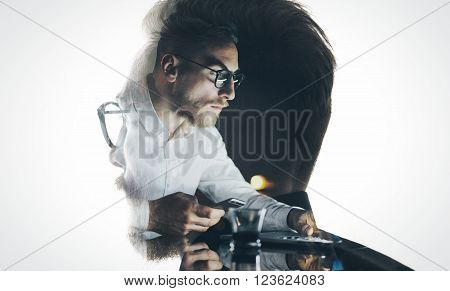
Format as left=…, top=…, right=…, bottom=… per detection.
left=180, top=100, right=229, bottom=111
left=206, top=101, right=229, bottom=108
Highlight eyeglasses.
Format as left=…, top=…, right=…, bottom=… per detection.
left=173, top=54, right=245, bottom=89
left=98, top=101, right=158, bottom=149
left=97, top=102, right=129, bottom=148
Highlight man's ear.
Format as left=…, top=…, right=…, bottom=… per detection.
left=160, top=54, right=178, bottom=82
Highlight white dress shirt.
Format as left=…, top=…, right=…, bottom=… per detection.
left=110, top=80, right=298, bottom=236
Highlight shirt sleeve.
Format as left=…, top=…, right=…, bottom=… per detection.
left=197, top=128, right=298, bottom=232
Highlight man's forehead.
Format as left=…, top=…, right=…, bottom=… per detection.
left=198, top=45, right=239, bottom=72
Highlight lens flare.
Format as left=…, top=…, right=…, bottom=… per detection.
left=250, top=175, right=269, bottom=190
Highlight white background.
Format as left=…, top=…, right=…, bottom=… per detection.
left=0, top=0, right=449, bottom=270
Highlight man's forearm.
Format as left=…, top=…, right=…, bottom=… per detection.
left=244, top=194, right=294, bottom=232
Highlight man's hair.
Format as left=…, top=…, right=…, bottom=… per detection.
left=155, top=1, right=238, bottom=67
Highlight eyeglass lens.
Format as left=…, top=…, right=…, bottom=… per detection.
left=216, top=71, right=244, bottom=88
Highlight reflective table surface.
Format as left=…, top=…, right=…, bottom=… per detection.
left=128, top=226, right=412, bottom=271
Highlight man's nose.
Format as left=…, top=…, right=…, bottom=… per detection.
left=219, top=80, right=235, bottom=101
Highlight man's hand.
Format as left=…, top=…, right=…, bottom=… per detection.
left=148, top=192, right=225, bottom=236
left=286, top=254, right=331, bottom=271
left=287, top=208, right=318, bottom=236
left=180, top=242, right=223, bottom=271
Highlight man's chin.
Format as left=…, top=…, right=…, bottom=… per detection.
left=177, top=107, right=219, bottom=128
left=195, top=112, right=219, bottom=128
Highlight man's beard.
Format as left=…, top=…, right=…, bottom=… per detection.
left=176, top=107, right=218, bottom=128
left=194, top=108, right=220, bottom=128
left=176, top=98, right=226, bottom=128
left=170, top=79, right=228, bottom=128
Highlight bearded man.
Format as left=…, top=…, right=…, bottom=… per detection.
left=99, top=0, right=317, bottom=238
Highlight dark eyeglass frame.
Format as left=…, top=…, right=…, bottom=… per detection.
left=171, top=53, right=245, bottom=89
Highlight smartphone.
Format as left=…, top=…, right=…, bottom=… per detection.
left=213, top=198, right=245, bottom=211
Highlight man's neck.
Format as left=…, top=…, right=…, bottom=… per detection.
left=147, top=74, right=190, bottom=139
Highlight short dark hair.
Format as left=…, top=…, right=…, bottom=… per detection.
left=156, top=2, right=238, bottom=65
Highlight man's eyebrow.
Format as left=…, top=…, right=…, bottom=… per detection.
left=201, top=55, right=239, bottom=72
